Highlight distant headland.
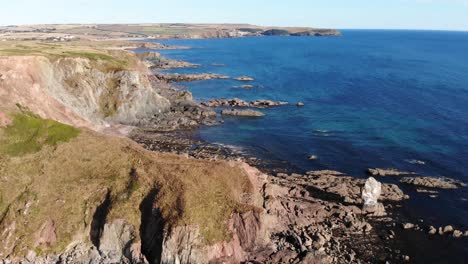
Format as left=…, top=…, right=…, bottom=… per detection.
left=0, top=23, right=341, bottom=41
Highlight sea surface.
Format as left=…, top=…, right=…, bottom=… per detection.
left=141, top=30, right=468, bottom=232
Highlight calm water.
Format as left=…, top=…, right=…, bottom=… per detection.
left=142, top=30, right=468, bottom=230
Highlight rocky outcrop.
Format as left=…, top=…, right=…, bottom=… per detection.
left=136, top=51, right=199, bottom=69
left=300, top=170, right=409, bottom=204
left=399, top=176, right=466, bottom=189
left=1, top=220, right=143, bottom=264
left=154, top=73, right=230, bottom=83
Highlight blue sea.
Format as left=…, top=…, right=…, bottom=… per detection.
left=142, top=30, right=468, bottom=231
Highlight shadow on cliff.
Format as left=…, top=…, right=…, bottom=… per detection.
left=90, top=190, right=112, bottom=248
left=139, top=187, right=166, bottom=264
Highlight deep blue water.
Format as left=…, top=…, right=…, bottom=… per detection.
left=142, top=30, right=468, bottom=229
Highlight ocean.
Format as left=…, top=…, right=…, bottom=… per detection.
left=141, top=30, right=468, bottom=232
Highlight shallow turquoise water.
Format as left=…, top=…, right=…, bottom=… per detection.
left=140, top=30, right=468, bottom=229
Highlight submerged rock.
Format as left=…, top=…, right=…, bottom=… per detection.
left=234, top=76, right=255, bottom=81
left=367, top=168, right=415, bottom=176
left=416, top=188, right=438, bottom=194
left=405, top=159, right=426, bottom=165
left=221, top=109, right=265, bottom=117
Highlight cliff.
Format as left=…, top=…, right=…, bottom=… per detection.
left=0, top=48, right=171, bottom=130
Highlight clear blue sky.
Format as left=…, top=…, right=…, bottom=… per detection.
left=2, top=0, right=468, bottom=31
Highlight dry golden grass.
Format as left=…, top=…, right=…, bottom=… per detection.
left=0, top=119, right=254, bottom=257
left=0, top=41, right=141, bottom=73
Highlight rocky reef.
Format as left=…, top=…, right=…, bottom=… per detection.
left=202, top=98, right=288, bottom=108
left=154, top=72, right=230, bottom=83
left=399, top=176, right=466, bottom=189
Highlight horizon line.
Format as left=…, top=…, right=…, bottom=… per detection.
left=1, top=23, right=467, bottom=32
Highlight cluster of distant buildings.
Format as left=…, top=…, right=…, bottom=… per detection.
left=44, top=35, right=78, bottom=42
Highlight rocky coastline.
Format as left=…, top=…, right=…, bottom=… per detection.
left=0, top=40, right=467, bottom=264
left=132, top=46, right=468, bottom=263
left=141, top=45, right=467, bottom=263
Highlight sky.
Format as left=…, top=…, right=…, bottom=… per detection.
left=1, top=0, right=467, bottom=31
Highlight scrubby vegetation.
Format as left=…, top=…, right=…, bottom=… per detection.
left=0, top=114, right=254, bottom=257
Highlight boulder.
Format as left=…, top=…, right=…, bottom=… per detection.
left=362, top=177, right=387, bottom=216
left=402, top=223, right=415, bottom=230
left=453, top=230, right=463, bottom=238
left=443, top=225, right=454, bottom=233
left=362, top=177, right=382, bottom=205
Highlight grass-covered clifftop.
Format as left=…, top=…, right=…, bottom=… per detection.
left=0, top=41, right=138, bottom=73
left=0, top=109, right=254, bottom=259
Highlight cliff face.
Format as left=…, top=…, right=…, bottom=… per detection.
left=0, top=52, right=170, bottom=130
